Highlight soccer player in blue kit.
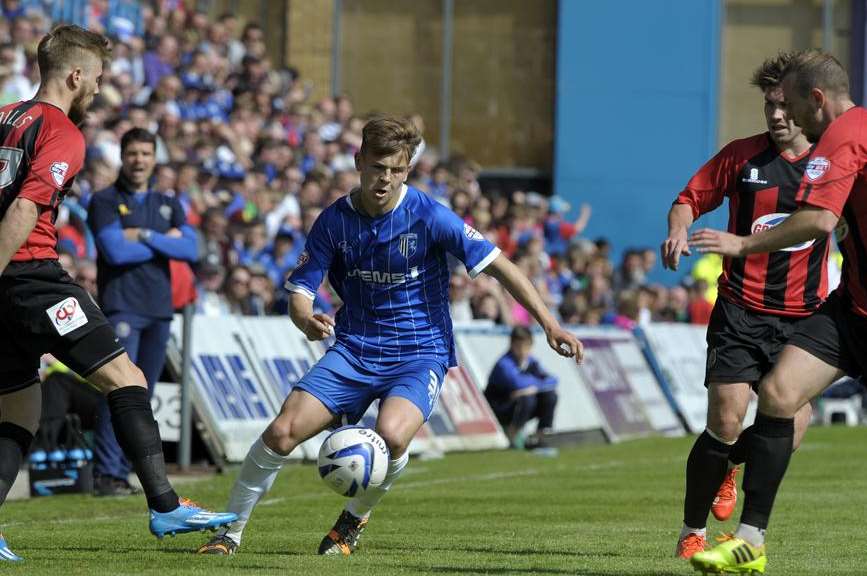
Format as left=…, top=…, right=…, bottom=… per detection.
left=197, top=115, right=584, bottom=556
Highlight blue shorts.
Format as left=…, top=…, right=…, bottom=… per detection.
left=294, top=348, right=447, bottom=424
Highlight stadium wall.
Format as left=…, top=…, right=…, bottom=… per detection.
left=720, top=0, right=853, bottom=146
left=336, top=0, right=556, bottom=170
left=554, top=0, right=724, bottom=279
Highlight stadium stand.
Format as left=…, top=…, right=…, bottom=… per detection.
left=0, top=1, right=715, bottom=327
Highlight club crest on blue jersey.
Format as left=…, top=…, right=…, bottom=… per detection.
left=338, top=240, right=353, bottom=263
left=398, top=233, right=417, bottom=258
left=159, top=204, right=173, bottom=220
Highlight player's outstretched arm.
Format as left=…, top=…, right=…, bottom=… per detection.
left=0, top=197, right=39, bottom=276
left=661, top=203, right=694, bottom=271
left=288, top=292, right=335, bottom=341
left=689, top=206, right=837, bottom=257
left=483, top=253, right=584, bottom=364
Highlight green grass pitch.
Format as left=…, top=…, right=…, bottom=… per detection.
left=2, top=426, right=865, bottom=575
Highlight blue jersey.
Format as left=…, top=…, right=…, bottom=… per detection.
left=286, top=185, right=500, bottom=367
left=87, top=181, right=197, bottom=319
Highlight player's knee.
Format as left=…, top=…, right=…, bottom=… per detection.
left=377, top=424, right=410, bottom=457
left=759, top=373, right=799, bottom=416
left=263, top=418, right=301, bottom=454
left=517, top=394, right=538, bottom=412
left=539, top=390, right=558, bottom=406
left=707, top=409, right=742, bottom=442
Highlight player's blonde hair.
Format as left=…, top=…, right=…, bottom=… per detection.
left=37, top=25, right=111, bottom=79
left=360, top=115, right=422, bottom=165
left=784, top=49, right=850, bottom=98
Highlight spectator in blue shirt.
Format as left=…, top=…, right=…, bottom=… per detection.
left=87, top=128, right=197, bottom=496
left=1, top=0, right=26, bottom=20
left=485, top=326, right=558, bottom=449
left=258, top=225, right=302, bottom=286
left=143, top=34, right=178, bottom=89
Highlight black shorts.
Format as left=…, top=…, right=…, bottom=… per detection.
left=0, top=260, right=124, bottom=395
left=705, top=297, right=808, bottom=387
left=786, top=290, right=867, bottom=379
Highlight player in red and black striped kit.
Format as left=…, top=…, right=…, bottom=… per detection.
left=0, top=25, right=235, bottom=563
left=690, top=49, right=867, bottom=574
left=661, top=53, right=830, bottom=561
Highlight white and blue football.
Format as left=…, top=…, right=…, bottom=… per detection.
left=317, top=426, right=390, bottom=497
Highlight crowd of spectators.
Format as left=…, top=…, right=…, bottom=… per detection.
left=0, top=0, right=717, bottom=328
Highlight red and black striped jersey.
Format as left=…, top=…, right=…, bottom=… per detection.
left=0, top=100, right=85, bottom=262
left=796, top=106, right=867, bottom=318
left=676, top=132, right=829, bottom=317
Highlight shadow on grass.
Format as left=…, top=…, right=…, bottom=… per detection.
left=408, top=545, right=620, bottom=558
left=22, top=545, right=309, bottom=557
left=422, top=567, right=578, bottom=575
left=570, top=570, right=682, bottom=576
left=416, top=567, right=683, bottom=576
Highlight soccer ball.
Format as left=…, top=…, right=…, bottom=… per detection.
left=317, top=426, right=390, bottom=497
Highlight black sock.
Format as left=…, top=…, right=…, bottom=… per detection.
left=107, top=387, right=178, bottom=512
left=0, top=423, right=33, bottom=507
left=728, top=425, right=753, bottom=466
left=683, top=430, right=732, bottom=528
left=740, top=411, right=794, bottom=530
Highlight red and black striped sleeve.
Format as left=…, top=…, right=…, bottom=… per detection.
left=675, top=133, right=770, bottom=219
left=796, top=108, right=865, bottom=217
left=17, top=108, right=85, bottom=209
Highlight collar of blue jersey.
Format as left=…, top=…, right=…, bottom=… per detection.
left=345, top=184, right=408, bottom=215
left=114, top=173, right=152, bottom=197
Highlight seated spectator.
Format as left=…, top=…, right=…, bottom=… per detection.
left=223, top=264, right=258, bottom=315
left=484, top=327, right=558, bottom=449
left=613, top=248, right=647, bottom=292
left=0, top=42, right=34, bottom=105
left=472, top=290, right=510, bottom=325
left=658, top=285, right=690, bottom=322
left=74, top=259, right=98, bottom=299
left=603, top=289, right=640, bottom=330
left=247, top=263, right=275, bottom=316
left=258, top=225, right=302, bottom=285
left=543, top=197, right=591, bottom=259
left=195, top=260, right=231, bottom=316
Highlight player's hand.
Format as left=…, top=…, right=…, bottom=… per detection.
left=302, top=313, right=335, bottom=341
left=545, top=325, right=584, bottom=364
left=661, top=227, right=691, bottom=271
left=689, top=228, right=746, bottom=257
left=123, top=227, right=141, bottom=242
left=166, top=228, right=182, bottom=238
